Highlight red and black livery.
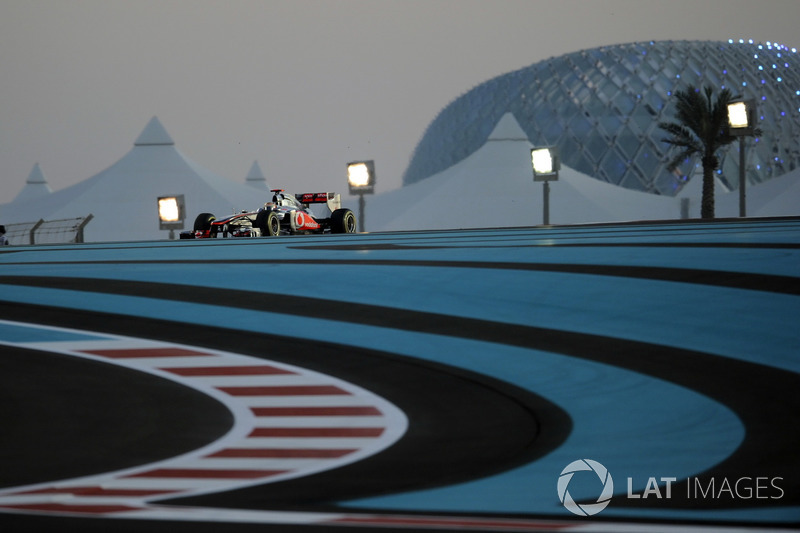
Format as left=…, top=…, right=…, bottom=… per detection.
left=180, top=189, right=356, bottom=239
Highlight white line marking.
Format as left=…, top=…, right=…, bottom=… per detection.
left=0, top=319, right=407, bottom=520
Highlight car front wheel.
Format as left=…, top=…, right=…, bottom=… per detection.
left=256, top=210, right=281, bottom=236
left=193, top=213, right=216, bottom=231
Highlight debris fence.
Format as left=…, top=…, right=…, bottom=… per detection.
left=4, top=215, right=93, bottom=245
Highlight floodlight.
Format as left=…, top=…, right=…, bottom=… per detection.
left=347, top=160, right=375, bottom=194
left=727, top=99, right=756, bottom=136
left=531, top=147, right=560, bottom=225
left=727, top=102, right=749, bottom=129
left=348, top=163, right=370, bottom=187
left=347, top=160, right=375, bottom=231
left=531, top=147, right=560, bottom=180
left=158, top=197, right=180, bottom=222
left=158, top=194, right=185, bottom=238
left=726, top=100, right=758, bottom=217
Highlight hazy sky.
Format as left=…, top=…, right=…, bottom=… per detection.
left=2, top=0, right=800, bottom=203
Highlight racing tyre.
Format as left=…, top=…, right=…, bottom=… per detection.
left=331, top=208, right=357, bottom=234
left=256, top=210, right=281, bottom=237
left=193, top=213, right=217, bottom=236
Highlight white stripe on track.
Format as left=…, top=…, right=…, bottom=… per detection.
left=0, top=320, right=772, bottom=531
left=0, top=319, right=407, bottom=519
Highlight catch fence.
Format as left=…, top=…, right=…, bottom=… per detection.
left=4, top=215, right=94, bottom=245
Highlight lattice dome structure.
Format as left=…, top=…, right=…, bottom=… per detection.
left=403, top=40, right=800, bottom=196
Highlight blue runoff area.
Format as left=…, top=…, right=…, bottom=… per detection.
left=0, top=321, right=108, bottom=343
left=0, top=219, right=797, bottom=523
left=341, top=343, right=750, bottom=521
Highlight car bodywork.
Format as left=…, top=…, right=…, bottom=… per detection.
left=180, top=190, right=356, bottom=239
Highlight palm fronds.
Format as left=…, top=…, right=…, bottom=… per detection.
left=659, top=85, right=738, bottom=218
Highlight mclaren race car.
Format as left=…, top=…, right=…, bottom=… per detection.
left=180, top=190, right=356, bottom=239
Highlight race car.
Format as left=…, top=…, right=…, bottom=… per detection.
left=179, top=189, right=356, bottom=239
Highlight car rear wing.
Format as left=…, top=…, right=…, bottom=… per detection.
left=295, top=192, right=341, bottom=213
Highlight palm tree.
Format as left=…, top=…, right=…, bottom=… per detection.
left=659, top=85, right=737, bottom=219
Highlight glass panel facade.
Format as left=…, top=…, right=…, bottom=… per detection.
left=403, top=40, right=800, bottom=196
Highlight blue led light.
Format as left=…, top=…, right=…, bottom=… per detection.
left=404, top=38, right=800, bottom=196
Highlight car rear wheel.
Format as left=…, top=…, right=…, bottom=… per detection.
left=331, top=208, right=357, bottom=234
left=256, top=210, right=281, bottom=236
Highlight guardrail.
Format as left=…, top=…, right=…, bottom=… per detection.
left=4, top=215, right=94, bottom=245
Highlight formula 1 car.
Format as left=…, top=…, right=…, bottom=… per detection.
left=179, top=190, right=356, bottom=239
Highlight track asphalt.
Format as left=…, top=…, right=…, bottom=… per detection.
left=0, top=218, right=798, bottom=532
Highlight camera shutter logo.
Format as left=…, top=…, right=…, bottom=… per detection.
left=557, top=459, right=614, bottom=516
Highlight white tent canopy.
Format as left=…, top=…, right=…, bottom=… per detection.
left=12, top=163, right=53, bottom=203
left=715, top=168, right=800, bottom=218
left=1, top=117, right=272, bottom=242
left=368, top=113, right=689, bottom=232
left=3, top=114, right=796, bottom=242
left=366, top=113, right=800, bottom=232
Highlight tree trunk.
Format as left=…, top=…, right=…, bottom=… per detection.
left=701, top=161, right=715, bottom=219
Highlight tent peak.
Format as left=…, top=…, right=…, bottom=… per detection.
left=11, top=162, right=52, bottom=203
left=134, top=116, right=175, bottom=146
left=487, top=112, right=529, bottom=142
left=26, top=162, right=48, bottom=184
left=245, top=160, right=269, bottom=190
